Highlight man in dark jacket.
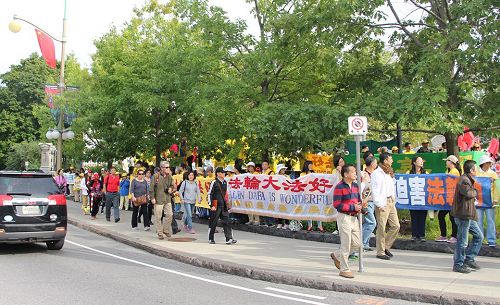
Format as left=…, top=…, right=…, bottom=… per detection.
left=451, top=160, right=484, bottom=273
left=208, top=167, right=236, bottom=244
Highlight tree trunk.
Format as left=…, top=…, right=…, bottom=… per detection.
left=261, top=149, right=270, bottom=163
left=444, top=131, right=458, bottom=156
left=396, top=123, right=402, bottom=153
left=107, top=160, right=113, bottom=170
left=154, top=110, right=162, bottom=168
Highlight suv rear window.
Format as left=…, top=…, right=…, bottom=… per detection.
left=0, top=174, right=60, bottom=196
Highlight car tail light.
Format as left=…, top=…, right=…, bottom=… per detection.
left=48, top=194, right=66, bottom=206
left=0, top=195, right=13, bottom=206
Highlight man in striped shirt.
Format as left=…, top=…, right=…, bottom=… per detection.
left=330, top=164, right=362, bottom=278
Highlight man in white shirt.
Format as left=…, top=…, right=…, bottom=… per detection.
left=371, top=152, right=400, bottom=260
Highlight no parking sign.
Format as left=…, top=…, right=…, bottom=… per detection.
left=348, top=116, right=368, bottom=135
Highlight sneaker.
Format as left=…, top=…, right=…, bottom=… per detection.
left=158, top=235, right=165, bottom=240
left=245, top=221, right=252, bottom=225
left=209, top=240, right=215, bottom=244
left=349, top=253, right=359, bottom=260
left=183, top=225, right=188, bottom=232
left=114, top=218, right=120, bottom=223
left=283, top=224, right=289, bottom=230
left=453, top=265, right=471, bottom=274
left=435, top=236, right=448, bottom=242
left=90, top=216, right=96, bottom=220
left=488, top=244, right=496, bottom=248
left=144, top=227, right=150, bottom=231
left=339, top=271, right=354, bottom=278
left=225, top=239, right=237, bottom=244
left=370, top=232, right=376, bottom=238
left=376, top=254, right=391, bottom=260
left=464, top=260, right=480, bottom=270
left=132, top=227, right=138, bottom=230
left=190, top=229, right=196, bottom=234
left=332, top=230, right=339, bottom=235
left=418, top=237, right=427, bottom=242
left=363, top=247, right=373, bottom=252
left=411, top=237, right=417, bottom=242
left=384, top=249, right=394, bottom=257
left=447, top=237, right=457, bottom=244
left=276, top=224, right=283, bottom=229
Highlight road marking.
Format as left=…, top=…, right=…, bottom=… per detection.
left=66, top=240, right=330, bottom=305
left=265, top=287, right=326, bottom=300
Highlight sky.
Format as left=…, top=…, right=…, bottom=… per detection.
left=0, top=0, right=259, bottom=74
left=0, top=0, right=416, bottom=74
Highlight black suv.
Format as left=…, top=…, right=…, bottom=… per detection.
left=0, top=171, right=67, bottom=250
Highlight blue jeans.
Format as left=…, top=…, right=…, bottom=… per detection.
left=453, top=218, right=483, bottom=267
left=175, top=203, right=182, bottom=213
left=362, top=201, right=376, bottom=248
left=477, top=208, right=496, bottom=245
left=183, top=202, right=195, bottom=229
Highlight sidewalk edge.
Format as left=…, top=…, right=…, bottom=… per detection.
left=68, top=218, right=499, bottom=305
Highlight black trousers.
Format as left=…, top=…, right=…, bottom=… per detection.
left=90, top=196, right=102, bottom=217
left=410, top=210, right=427, bottom=238
left=438, top=210, right=457, bottom=238
left=132, top=204, right=149, bottom=228
left=209, top=208, right=233, bottom=242
left=138, top=202, right=153, bottom=224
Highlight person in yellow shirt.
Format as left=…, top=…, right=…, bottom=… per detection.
left=403, top=142, right=416, bottom=154
left=275, top=164, right=290, bottom=229
left=436, top=155, right=461, bottom=243
left=477, top=155, right=498, bottom=247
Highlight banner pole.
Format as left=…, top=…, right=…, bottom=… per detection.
left=355, top=134, right=364, bottom=272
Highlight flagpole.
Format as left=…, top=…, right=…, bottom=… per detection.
left=56, top=0, right=68, bottom=171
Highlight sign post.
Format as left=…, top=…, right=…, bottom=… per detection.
left=348, top=114, right=368, bottom=272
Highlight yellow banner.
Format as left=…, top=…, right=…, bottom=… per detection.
left=306, top=154, right=333, bottom=173
left=196, top=176, right=214, bottom=209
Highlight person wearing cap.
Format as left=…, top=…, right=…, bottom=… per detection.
left=224, top=165, right=236, bottom=178
left=275, top=164, right=290, bottom=229
left=471, top=143, right=481, bottom=151
left=417, top=140, right=432, bottom=153
left=245, top=161, right=260, bottom=226
left=391, top=146, right=399, bottom=154
left=477, top=155, right=498, bottom=247
left=73, top=173, right=82, bottom=203
left=403, top=142, right=415, bottom=154
left=119, top=173, right=131, bottom=211
left=208, top=167, right=237, bottom=244
left=436, top=155, right=461, bottom=243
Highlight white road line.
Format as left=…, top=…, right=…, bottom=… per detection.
left=66, top=240, right=330, bottom=305
left=265, top=287, right=326, bottom=300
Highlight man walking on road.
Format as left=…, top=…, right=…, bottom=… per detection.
left=451, top=160, right=484, bottom=273
left=372, top=152, right=400, bottom=260
left=330, top=164, right=362, bottom=279
left=104, top=167, right=121, bottom=223
left=208, top=167, right=237, bottom=245
left=150, top=161, right=176, bottom=240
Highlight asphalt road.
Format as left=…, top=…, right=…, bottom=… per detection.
left=0, top=225, right=432, bottom=305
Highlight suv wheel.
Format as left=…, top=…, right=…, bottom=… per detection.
left=46, top=239, right=65, bottom=250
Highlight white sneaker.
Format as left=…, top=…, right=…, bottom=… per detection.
left=332, top=230, right=339, bottom=235
left=276, top=224, right=283, bottom=229
left=370, top=233, right=376, bottom=238
left=132, top=227, right=138, bottom=230
left=144, top=227, right=150, bottom=231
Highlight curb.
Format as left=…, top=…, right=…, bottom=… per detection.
left=68, top=217, right=499, bottom=305
left=184, top=215, right=499, bottom=258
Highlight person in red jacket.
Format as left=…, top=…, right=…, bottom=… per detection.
left=330, top=164, right=362, bottom=279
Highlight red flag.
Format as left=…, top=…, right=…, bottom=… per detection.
left=488, top=138, right=499, bottom=157
left=35, top=29, right=56, bottom=69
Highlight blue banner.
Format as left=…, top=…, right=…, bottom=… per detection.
left=395, top=174, right=493, bottom=210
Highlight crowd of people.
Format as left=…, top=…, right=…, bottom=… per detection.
left=52, top=139, right=498, bottom=278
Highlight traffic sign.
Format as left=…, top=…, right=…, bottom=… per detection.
left=348, top=116, right=368, bottom=135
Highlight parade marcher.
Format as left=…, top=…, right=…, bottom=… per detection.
left=208, top=167, right=237, bottom=244
left=80, top=173, right=90, bottom=215
left=372, top=152, right=400, bottom=260
left=130, top=169, right=150, bottom=231
left=477, top=155, right=498, bottom=248
left=436, top=155, right=460, bottom=243
left=104, top=167, right=121, bottom=223
left=275, top=164, right=290, bottom=229
left=150, top=161, right=175, bottom=240
left=245, top=162, right=260, bottom=226
left=417, top=140, right=432, bottom=153
left=138, top=169, right=153, bottom=224
left=403, top=142, right=415, bottom=154
left=451, top=160, right=484, bottom=273
left=119, top=173, right=130, bottom=210
left=260, top=160, right=275, bottom=227
left=54, top=169, right=67, bottom=194
left=179, top=171, right=201, bottom=234
left=330, top=164, right=362, bottom=279
left=391, top=146, right=399, bottom=154
left=302, top=160, right=324, bottom=232
left=90, top=173, right=103, bottom=220
left=73, top=173, right=82, bottom=203
left=361, top=156, right=377, bottom=250
left=408, top=156, right=428, bottom=242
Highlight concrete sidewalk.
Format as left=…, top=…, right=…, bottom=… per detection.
left=66, top=202, right=500, bottom=305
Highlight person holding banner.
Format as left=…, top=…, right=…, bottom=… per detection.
left=436, top=155, right=460, bottom=243
left=208, top=167, right=236, bottom=245
left=408, top=156, right=428, bottom=242
left=302, top=160, right=324, bottom=232
left=330, top=164, right=362, bottom=279
left=451, top=160, right=484, bottom=273
left=245, top=162, right=260, bottom=226
left=372, top=152, right=400, bottom=260
left=477, top=155, right=498, bottom=248
left=275, top=164, right=290, bottom=229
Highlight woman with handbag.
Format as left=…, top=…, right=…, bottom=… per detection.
left=179, top=171, right=201, bottom=234
left=131, top=169, right=150, bottom=230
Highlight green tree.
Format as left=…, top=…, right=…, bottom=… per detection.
left=4, top=141, right=41, bottom=170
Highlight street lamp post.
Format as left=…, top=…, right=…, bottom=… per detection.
left=9, top=0, right=68, bottom=171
